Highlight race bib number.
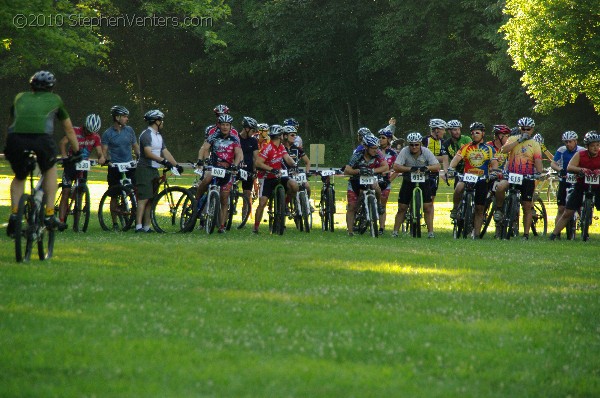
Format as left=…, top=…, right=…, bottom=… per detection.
left=411, top=172, right=426, bottom=183
left=239, top=169, right=248, bottom=181
left=508, top=173, right=523, bottom=185
left=321, top=170, right=335, bottom=177
left=360, top=176, right=376, bottom=185
left=171, top=167, right=181, bottom=177
left=565, top=173, right=577, bottom=184
left=280, top=169, right=288, bottom=177
left=212, top=167, right=226, bottom=178
left=75, top=160, right=91, bottom=171
left=194, top=168, right=203, bottom=176
left=584, top=174, right=600, bottom=185
left=463, top=173, right=478, bottom=183
left=294, top=173, right=307, bottom=183
left=116, top=163, right=129, bottom=172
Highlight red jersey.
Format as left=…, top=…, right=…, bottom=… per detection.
left=577, top=150, right=600, bottom=188
left=69, top=126, right=101, bottom=159
left=257, top=142, right=289, bottom=179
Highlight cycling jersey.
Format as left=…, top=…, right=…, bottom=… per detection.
left=257, top=142, right=289, bottom=179
left=239, top=134, right=259, bottom=169
left=284, top=143, right=306, bottom=167
left=207, top=130, right=241, bottom=166
left=422, top=135, right=444, bottom=157
left=9, top=91, right=70, bottom=135
left=68, top=127, right=101, bottom=159
left=576, top=150, right=600, bottom=188
left=442, top=135, right=472, bottom=172
left=486, top=139, right=508, bottom=169
left=553, top=145, right=585, bottom=172
left=102, top=126, right=137, bottom=163
left=380, top=147, right=398, bottom=185
left=138, top=127, right=165, bottom=169
left=208, top=125, right=239, bottom=140
left=457, top=142, right=496, bottom=177
left=504, top=136, right=542, bottom=175
left=394, top=146, right=439, bottom=170
left=347, top=148, right=386, bottom=181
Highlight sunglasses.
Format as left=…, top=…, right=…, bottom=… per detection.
left=471, top=130, right=483, bottom=134
left=409, top=143, right=420, bottom=147
left=520, top=127, right=532, bottom=131
left=288, top=134, right=296, bottom=137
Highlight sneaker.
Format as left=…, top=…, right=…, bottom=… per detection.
left=252, top=229, right=259, bottom=235
left=522, top=234, right=529, bottom=241
left=218, top=227, right=226, bottom=234
left=378, top=228, right=384, bottom=236
left=6, top=214, right=17, bottom=237
left=391, top=231, right=399, bottom=238
left=135, top=228, right=144, bottom=233
left=493, top=210, right=503, bottom=222
left=112, top=223, right=120, bottom=231
left=549, top=233, right=557, bottom=241
left=145, top=228, right=155, bottom=233
left=44, top=215, right=67, bottom=231
left=428, top=232, right=435, bottom=238
left=450, top=209, right=457, bottom=219
left=377, top=204, right=385, bottom=214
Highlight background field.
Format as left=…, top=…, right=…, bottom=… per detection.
left=1, top=163, right=599, bottom=397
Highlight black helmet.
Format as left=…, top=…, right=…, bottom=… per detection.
left=469, top=122, right=485, bottom=131
left=111, top=105, right=129, bottom=117
left=242, top=116, right=258, bottom=129
left=29, top=70, right=56, bottom=90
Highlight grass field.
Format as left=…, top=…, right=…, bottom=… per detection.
left=1, top=163, right=599, bottom=397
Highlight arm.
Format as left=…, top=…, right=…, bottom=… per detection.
left=448, top=153, right=463, bottom=170
left=101, top=144, right=109, bottom=162
left=393, top=162, right=412, bottom=174
left=283, top=153, right=296, bottom=167
left=62, top=118, right=79, bottom=152
left=252, top=149, right=259, bottom=172
left=161, top=148, right=178, bottom=166
left=344, top=164, right=360, bottom=176
left=233, top=147, right=243, bottom=167
left=301, top=154, right=311, bottom=174
left=132, top=142, right=140, bottom=160
left=59, top=136, right=69, bottom=158
left=95, top=144, right=106, bottom=164
left=534, top=157, right=544, bottom=174
left=198, top=141, right=211, bottom=162
left=566, top=152, right=581, bottom=174
left=550, top=160, right=561, bottom=172
left=374, top=161, right=389, bottom=175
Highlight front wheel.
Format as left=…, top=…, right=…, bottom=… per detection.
left=73, top=185, right=91, bottom=232
left=273, top=185, right=286, bottom=235
left=530, top=196, right=548, bottom=237
left=462, top=194, right=474, bottom=239
left=479, top=195, right=495, bottom=239
left=151, top=187, right=195, bottom=233
left=411, top=191, right=422, bottom=238
left=205, top=190, right=221, bottom=234
left=580, top=197, right=593, bottom=242
left=98, top=186, right=137, bottom=232
left=38, top=196, right=54, bottom=261
left=367, top=195, right=379, bottom=238
left=299, top=191, right=311, bottom=233
left=452, top=201, right=464, bottom=239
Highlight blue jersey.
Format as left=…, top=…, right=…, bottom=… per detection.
left=553, top=145, right=585, bottom=171
left=102, top=126, right=137, bottom=163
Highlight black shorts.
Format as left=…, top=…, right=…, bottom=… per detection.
left=241, top=168, right=255, bottom=191
left=107, top=165, right=136, bottom=187
left=566, top=184, right=600, bottom=211
left=398, top=179, right=433, bottom=205
left=260, top=177, right=290, bottom=199
left=430, top=174, right=440, bottom=197
left=517, top=179, right=536, bottom=202
left=556, top=180, right=573, bottom=207
left=5, top=133, right=58, bottom=179
left=472, top=179, right=489, bottom=206
left=60, top=162, right=88, bottom=187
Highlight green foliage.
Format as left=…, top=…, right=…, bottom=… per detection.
left=502, top=0, right=600, bottom=113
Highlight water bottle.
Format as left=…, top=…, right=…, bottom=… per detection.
left=34, top=189, right=44, bottom=207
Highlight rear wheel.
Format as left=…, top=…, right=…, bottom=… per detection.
left=15, top=194, right=30, bottom=262
left=565, top=212, right=577, bottom=240
left=530, top=196, right=548, bottom=236
left=367, top=195, right=379, bottom=238
left=38, top=196, right=54, bottom=261
left=273, top=186, right=286, bottom=235
left=151, top=187, right=195, bottom=233
left=205, top=190, right=220, bottom=234
left=235, top=193, right=251, bottom=230
left=326, top=186, right=335, bottom=232
left=98, top=186, right=137, bottom=232
left=452, top=201, right=464, bottom=239
left=479, top=195, right=494, bottom=238
left=299, top=191, right=311, bottom=233
left=505, top=195, right=520, bottom=239
left=411, top=192, right=422, bottom=238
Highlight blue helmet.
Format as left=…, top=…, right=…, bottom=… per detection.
left=283, top=118, right=299, bottom=127
left=362, top=134, right=379, bottom=148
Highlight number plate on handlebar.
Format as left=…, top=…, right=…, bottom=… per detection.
left=115, top=163, right=130, bottom=172
left=410, top=172, right=426, bottom=183
left=584, top=174, right=600, bottom=185
left=280, top=169, right=288, bottom=177
left=294, top=173, right=307, bottom=183
left=76, top=160, right=91, bottom=171
left=321, top=170, right=335, bottom=177
left=239, top=169, right=248, bottom=181
left=565, top=173, right=577, bottom=184
left=508, top=173, right=523, bottom=185
left=360, top=176, right=376, bottom=185
left=463, top=173, right=479, bottom=183
left=212, top=167, right=226, bottom=178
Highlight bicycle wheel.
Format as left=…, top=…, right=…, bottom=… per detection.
left=367, top=195, right=379, bottom=238
left=452, top=202, right=464, bottom=239
left=354, top=200, right=368, bottom=235
left=479, top=195, right=495, bottom=238
left=151, top=187, right=195, bottom=233
left=234, top=193, right=251, bottom=230
left=299, top=191, right=311, bottom=233
left=15, top=194, right=31, bottom=262
left=580, top=197, right=593, bottom=242
left=98, top=186, right=137, bottom=232
left=38, top=197, right=55, bottom=261
left=204, top=190, right=220, bottom=234
left=73, top=185, right=91, bottom=232
left=273, top=185, right=286, bottom=235
left=565, top=213, right=577, bottom=240
left=54, top=184, right=72, bottom=226
left=530, top=196, right=548, bottom=237
left=326, top=186, right=335, bottom=232
left=226, top=189, right=238, bottom=231
left=411, top=192, right=422, bottom=238
left=505, top=195, right=520, bottom=239
left=462, top=194, right=474, bottom=239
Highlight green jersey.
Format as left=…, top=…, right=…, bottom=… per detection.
left=9, top=91, right=69, bottom=135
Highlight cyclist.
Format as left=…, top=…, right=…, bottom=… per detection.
left=283, top=118, right=303, bottom=148
left=282, top=125, right=312, bottom=203
left=196, top=114, right=243, bottom=233
left=253, top=125, right=299, bottom=234
left=447, top=122, right=499, bottom=238
left=239, top=116, right=260, bottom=209
left=354, top=127, right=373, bottom=152
left=205, top=104, right=240, bottom=140
left=392, top=132, right=441, bottom=238
left=257, top=123, right=270, bottom=150
left=135, top=110, right=182, bottom=233
left=550, top=131, right=600, bottom=240
left=102, top=105, right=139, bottom=230
left=5, top=70, right=81, bottom=235
left=487, top=125, right=511, bottom=169
left=550, top=131, right=585, bottom=233
left=57, top=113, right=105, bottom=223
left=493, top=117, right=544, bottom=240
left=533, top=133, right=555, bottom=162
left=344, top=134, right=389, bottom=236
left=442, top=119, right=471, bottom=186
left=423, top=118, right=446, bottom=203
left=378, top=128, right=398, bottom=235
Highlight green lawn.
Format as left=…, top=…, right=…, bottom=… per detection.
left=1, top=163, right=599, bottom=397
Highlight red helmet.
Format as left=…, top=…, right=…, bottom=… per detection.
left=492, top=124, right=511, bottom=135
left=213, top=104, right=230, bottom=116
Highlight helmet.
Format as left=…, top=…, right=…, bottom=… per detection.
left=144, top=109, right=164, bottom=123
left=218, top=114, right=233, bottom=124
left=29, top=70, right=56, bottom=90
left=362, top=134, right=379, bottom=148
left=204, top=125, right=213, bottom=139
left=84, top=114, right=101, bottom=133
left=510, top=126, right=520, bottom=136
left=561, top=131, right=578, bottom=141
left=213, top=104, right=230, bottom=116
left=429, top=118, right=447, bottom=129
left=517, top=117, right=535, bottom=127
left=282, top=125, right=297, bottom=134
left=469, top=122, right=485, bottom=131
left=268, top=124, right=283, bottom=137
left=357, top=127, right=372, bottom=139
left=447, top=119, right=462, bottom=128
left=583, top=131, right=600, bottom=146
left=257, top=123, right=269, bottom=131
left=283, top=118, right=299, bottom=127
left=242, top=116, right=258, bottom=129
left=492, top=124, right=511, bottom=135
left=406, top=132, right=423, bottom=143
left=378, top=128, right=393, bottom=139
left=111, top=105, right=129, bottom=117
left=533, top=134, right=544, bottom=144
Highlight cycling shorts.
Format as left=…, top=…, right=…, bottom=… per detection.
left=259, top=177, right=290, bottom=199
left=398, top=180, right=433, bottom=205
left=566, top=184, right=600, bottom=211
left=556, top=180, right=572, bottom=207
left=61, top=162, right=88, bottom=188
left=459, top=179, right=489, bottom=206
left=516, top=179, right=536, bottom=202
left=5, top=133, right=58, bottom=180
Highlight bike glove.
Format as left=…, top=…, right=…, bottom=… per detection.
left=410, top=166, right=419, bottom=172
left=447, top=167, right=455, bottom=177
left=196, top=159, right=204, bottom=167
left=176, top=164, right=184, bottom=174
left=419, top=166, right=428, bottom=172
left=70, top=150, right=83, bottom=163
left=161, top=159, right=173, bottom=169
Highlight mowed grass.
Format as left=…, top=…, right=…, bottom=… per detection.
left=1, top=164, right=599, bottom=397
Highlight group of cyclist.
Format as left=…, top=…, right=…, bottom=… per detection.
left=4, top=70, right=600, bottom=241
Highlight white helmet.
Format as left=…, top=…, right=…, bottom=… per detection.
left=429, top=118, right=447, bottom=129
left=447, top=119, right=462, bottom=128
left=517, top=117, right=535, bottom=127
left=406, top=132, right=423, bottom=143
left=84, top=114, right=101, bottom=133
left=533, top=134, right=544, bottom=144
left=561, top=131, right=578, bottom=141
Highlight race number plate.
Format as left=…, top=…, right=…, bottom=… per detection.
left=508, top=173, right=523, bottom=185
left=171, top=167, right=181, bottom=176
left=280, top=169, right=288, bottom=177
left=411, top=172, right=426, bottom=183
left=321, top=170, right=335, bottom=177
left=491, top=180, right=500, bottom=192
left=463, top=173, right=479, bottom=183
left=565, top=173, right=577, bottom=184
left=116, top=163, right=129, bottom=172
left=294, top=173, right=307, bottom=183
left=239, top=169, right=248, bottom=181
left=360, top=176, right=376, bottom=185
left=212, top=167, right=226, bottom=178
left=194, top=168, right=203, bottom=176
left=76, top=160, right=91, bottom=171
left=584, top=174, right=600, bottom=185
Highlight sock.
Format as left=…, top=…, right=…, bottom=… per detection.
left=136, top=223, right=143, bottom=230
left=143, top=225, right=150, bottom=231
left=12, top=205, right=18, bottom=215
left=254, top=220, right=260, bottom=230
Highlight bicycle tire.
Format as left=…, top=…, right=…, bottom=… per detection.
left=354, top=199, right=368, bottom=235
left=236, top=194, right=251, bottom=229
left=38, top=196, right=54, bottom=261
left=274, top=185, right=286, bottom=235
left=479, top=195, right=495, bottom=238
left=326, top=186, right=335, bottom=232
left=15, top=193, right=30, bottom=262
left=565, top=213, right=577, bottom=240
left=98, top=186, right=137, bottom=232
left=151, top=186, right=195, bottom=233
left=73, top=185, right=91, bottom=232
left=54, top=184, right=71, bottom=226
left=462, top=193, right=474, bottom=239
left=204, top=190, right=220, bottom=234
left=226, top=188, right=238, bottom=231
left=530, top=196, right=547, bottom=237
left=581, top=197, right=593, bottom=242
left=367, top=195, right=378, bottom=238
left=299, top=191, right=311, bottom=233
left=412, top=190, right=422, bottom=238
left=453, top=201, right=464, bottom=239
left=506, top=195, right=520, bottom=239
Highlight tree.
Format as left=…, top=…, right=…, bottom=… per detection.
left=502, top=0, right=600, bottom=113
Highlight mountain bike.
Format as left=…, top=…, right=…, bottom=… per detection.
left=317, top=169, right=337, bottom=232
left=452, top=173, right=487, bottom=239
left=267, top=171, right=287, bottom=236
left=289, top=167, right=312, bottom=233
left=405, top=170, right=429, bottom=238
left=563, top=174, right=579, bottom=240
left=579, top=172, right=600, bottom=242
left=480, top=177, right=500, bottom=238
left=497, top=173, right=539, bottom=240
left=13, top=151, right=55, bottom=262
left=150, top=166, right=196, bottom=233
left=55, top=159, right=98, bottom=232
left=226, top=169, right=251, bottom=230
left=98, top=161, right=137, bottom=232
left=530, top=190, right=548, bottom=237
left=352, top=168, right=379, bottom=238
